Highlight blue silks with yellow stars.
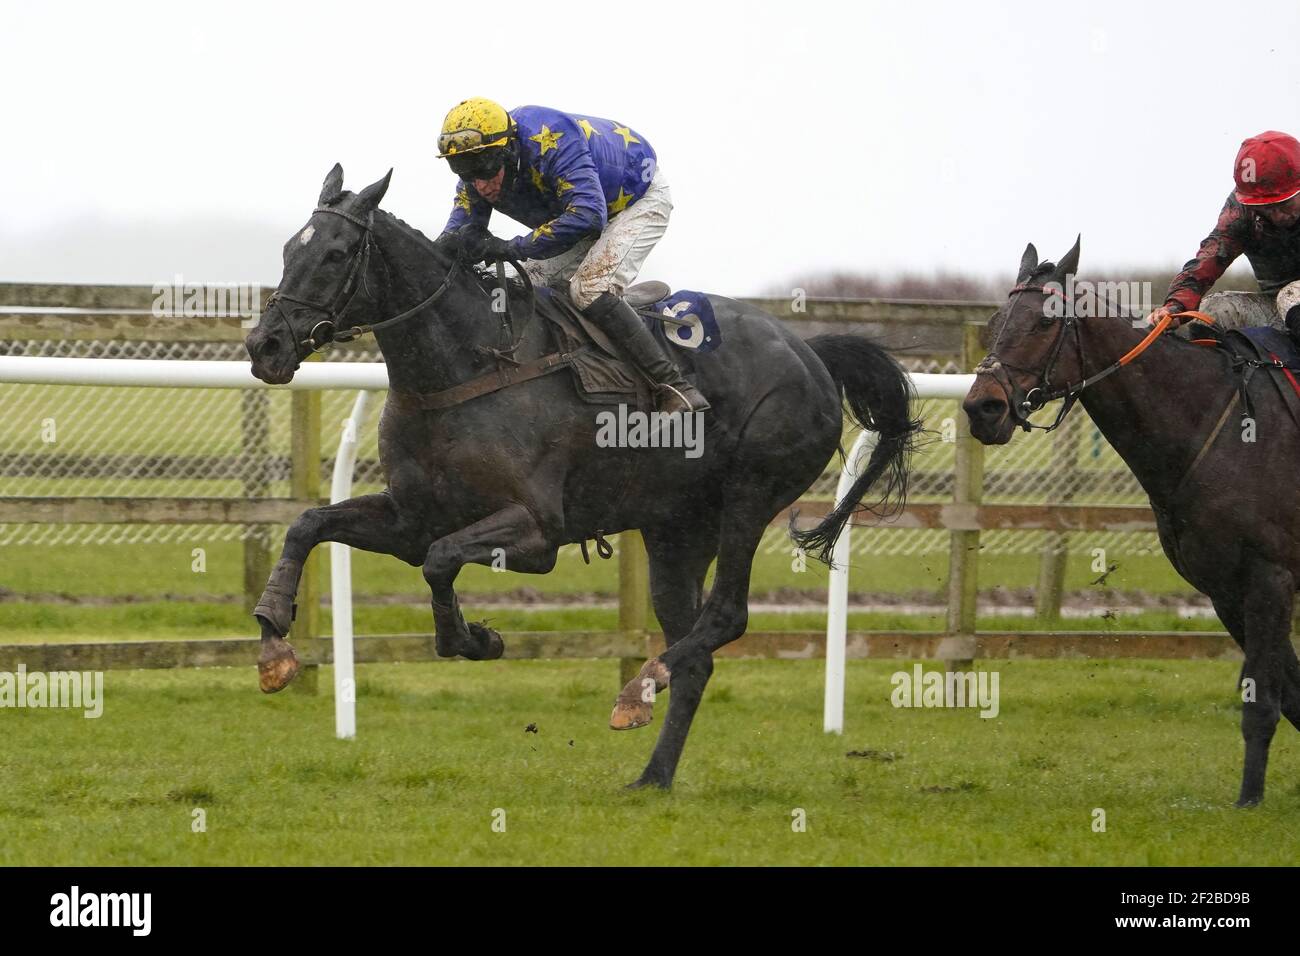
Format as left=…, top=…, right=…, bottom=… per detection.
left=441, top=105, right=658, bottom=261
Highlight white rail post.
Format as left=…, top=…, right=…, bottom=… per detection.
left=823, top=373, right=976, bottom=734
left=824, top=429, right=877, bottom=734
left=330, top=390, right=371, bottom=740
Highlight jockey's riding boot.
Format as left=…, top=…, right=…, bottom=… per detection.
left=1285, top=303, right=1300, bottom=349
left=582, top=292, right=710, bottom=414
left=1281, top=283, right=1300, bottom=348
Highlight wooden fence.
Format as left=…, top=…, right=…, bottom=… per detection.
left=0, top=281, right=1229, bottom=680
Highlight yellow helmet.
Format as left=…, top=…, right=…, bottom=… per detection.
left=437, top=97, right=514, bottom=157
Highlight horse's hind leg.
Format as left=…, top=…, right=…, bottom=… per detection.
left=646, top=515, right=720, bottom=646
left=609, top=520, right=718, bottom=732
left=256, top=492, right=427, bottom=692
left=422, top=503, right=558, bottom=660
left=1215, top=593, right=1300, bottom=733
left=617, top=502, right=768, bottom=789
left=1272, top=634, right=1300, bottom=733
left=1236, top=565, right=1292, bottom=807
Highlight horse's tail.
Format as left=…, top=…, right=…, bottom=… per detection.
left=790, top=334, right=921, bottom=567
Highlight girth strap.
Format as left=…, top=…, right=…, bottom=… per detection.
left=388, top=348, right=577, bottom=411
left=1173, top=390, right=1240, bottom=499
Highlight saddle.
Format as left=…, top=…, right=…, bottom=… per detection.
left=388, top=279, right=712, bottom=413
left=534, top=280, right=705, bottom=408
left=1190, top=321, right=1300, bottom=429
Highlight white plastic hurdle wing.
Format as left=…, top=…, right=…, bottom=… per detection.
left=823, top=373, right=975, bottom=733
left=330, top=390, right=373, bottom=740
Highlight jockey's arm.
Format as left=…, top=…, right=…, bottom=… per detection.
left=440, top=181, right=492, bottom=239
left=1158, top=196, right=1250, bottom=319
left=507, top=142, right=607, bottom=262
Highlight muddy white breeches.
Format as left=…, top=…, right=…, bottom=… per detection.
left=520, top=169, right=673, bottom=309
left=1197, top=281, right=1300, bottom=329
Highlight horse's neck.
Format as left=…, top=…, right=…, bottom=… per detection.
left=367, top=217, right=499, bottom=394
left=1076, top=318, right=1230, bottom=504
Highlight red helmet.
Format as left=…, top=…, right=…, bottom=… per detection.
left=1234, top=131, right=1300, bottom=205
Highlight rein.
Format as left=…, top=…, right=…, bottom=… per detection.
left=261, top=203, right=554, bottom=413
left=977, top=280, right=1215, bottom=432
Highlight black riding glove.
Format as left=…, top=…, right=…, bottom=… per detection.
left=480, top=236, right=514, bottom=264
left=457, top=224, right=514, bottom=264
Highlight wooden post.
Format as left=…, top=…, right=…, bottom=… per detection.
left=240, top=390, right=272, bottom=615
left=945, top=322, right=985, bottom=669
left=618, top=530, right=649, bottom=686
left=1034, top=411, right=1079, bottom=623
left=289, top=387, right=321, bottom=663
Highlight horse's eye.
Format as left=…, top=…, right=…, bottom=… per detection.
left=325, top=248, right=346, bottom=263
left=1038, top=313, right=1056, bottom=329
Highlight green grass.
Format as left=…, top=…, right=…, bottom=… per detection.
left=0, top=604, right=1226, bottom=644
left=0, top=538, right=1191, bottom=601
left=0, top=659, right=1294, bottom=865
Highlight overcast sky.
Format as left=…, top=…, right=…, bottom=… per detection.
left=2, top=0, right=1296, bottom=294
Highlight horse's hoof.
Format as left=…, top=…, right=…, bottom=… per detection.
left=1234, top=794, right=1262, bottom=809
left=465, top=621, right=505, bottom=661
left=258, top=637, right=300, bottom=694
left=610, top=698, right=654, bottom=731
left=624, top=774, right=671, bottom=791
left=609, top=659, right=671, bottom=730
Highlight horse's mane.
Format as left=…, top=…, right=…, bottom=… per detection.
left=1003, top=260, right=1219, bottom=358
left=376, top=207, right=438, bottom=251
left=373, top=204, right=532, bottom=298
left=1026, top=261, right=1058, bottom=283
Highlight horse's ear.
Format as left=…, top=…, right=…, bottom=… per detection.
left=1054, top=234, right=1081, bottom=282
left=319, top=163, right=345, bottom=206
left=1016, top=243, right=1038, bottom=283
left=356, top=169, right=393, bottom=212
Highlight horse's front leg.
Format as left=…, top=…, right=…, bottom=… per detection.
left=256, top=492, right=426, bottom=692
left=1236, top=562, right=1292, bottom=806
left=423, top=504, right=558, bottom=660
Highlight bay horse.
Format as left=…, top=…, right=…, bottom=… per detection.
left=963, top=237, right=1300, bottom=806
left=243, top=165, right=918, bottom=789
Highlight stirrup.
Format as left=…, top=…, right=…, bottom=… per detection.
left=655, top=382, right=710, bottom=414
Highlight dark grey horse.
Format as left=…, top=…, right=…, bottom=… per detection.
left=963, top=237, right=1300, bottom=806
left=245, top=165, right=918, bottom=789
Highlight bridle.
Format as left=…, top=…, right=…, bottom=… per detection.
left=975, top=281, right=1181, bottom=433
left=261, top=205, right=464, bottom=353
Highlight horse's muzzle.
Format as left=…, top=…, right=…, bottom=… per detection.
left=245, top=324, right=300, bottom=384
left=962, top=376, right=1015, bottom=445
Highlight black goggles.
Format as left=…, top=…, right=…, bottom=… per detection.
left=448, top=151, right=504, bottom=182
